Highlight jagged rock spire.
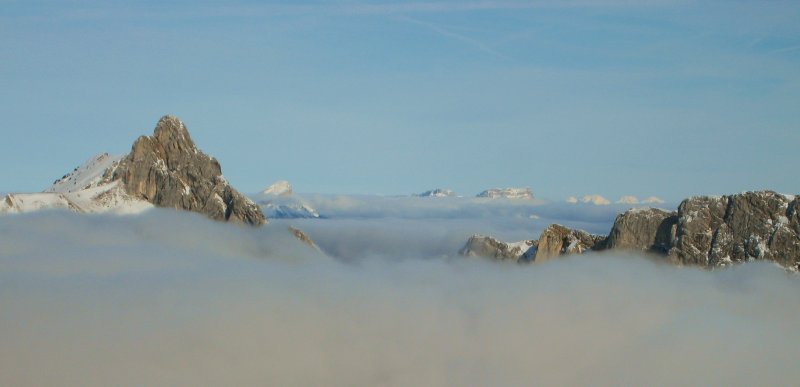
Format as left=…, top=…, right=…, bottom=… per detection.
left=112, top=115, right=266, bottom=226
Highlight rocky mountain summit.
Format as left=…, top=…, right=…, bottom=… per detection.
left=463, top=191, right=800, bottom=271
left=109, top=116, right=265, bottom=226
left=2, top=115, right=265, bottom=226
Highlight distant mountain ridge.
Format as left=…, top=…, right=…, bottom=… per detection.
left=477, top=187, right=534, bottom=200
left=415, top=189, right=456, bottom=198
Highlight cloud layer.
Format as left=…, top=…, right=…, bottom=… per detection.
left=1, top=210, right=799, bottom=385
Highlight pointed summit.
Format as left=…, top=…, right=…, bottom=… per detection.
left=113, top=115, right=265, bottom=226
left=153, top=115, right=196, bottom=149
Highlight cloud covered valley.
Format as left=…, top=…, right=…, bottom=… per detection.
left=2, top=207, right=800, bottom=386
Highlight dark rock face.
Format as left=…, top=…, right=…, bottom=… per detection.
left=111, top=115, right=266, bottom=226
left=668, top=191, right=800, bottom=269
left=534, top=224, right=607, bottom=262
left=460, top=235, right=537, bottom=263
left=606, top=208, right=677, bottom=254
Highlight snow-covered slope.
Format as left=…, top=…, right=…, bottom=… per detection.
left=255, top=180, right=321, bottom=219
left=2, top=181, right=152, bottom=215
left=1, top=154, right=151, bottom=215
left=261, top=202, right=321, bottom=219
left=45, top=153, right=123, bottom=193
left=477, top=187, right=534, bottom=200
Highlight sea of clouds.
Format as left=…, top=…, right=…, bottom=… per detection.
left=2, top=204, right=799, bottom=386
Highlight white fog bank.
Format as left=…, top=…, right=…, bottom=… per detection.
left=1, top=211, right=798, bottom=386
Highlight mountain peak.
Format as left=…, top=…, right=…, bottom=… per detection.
left=153, top=115, right=196, bottom=151
left=114, top=116, right=265, bottom=226
left=262, top=180, right=293, bottom=196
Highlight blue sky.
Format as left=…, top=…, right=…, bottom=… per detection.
left=1, top=0, right=798, bottom=200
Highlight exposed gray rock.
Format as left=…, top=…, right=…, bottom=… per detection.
left=534, top=224, right=607, bottom=262
left=289, top=226, right=319, bottom=250
left=460, top=235, right=537, bottom=263
left=111, top=115, right=266, bottom=226
left=461, top=191, right=800, bottom=270
left=668, top=191, right=800, bottom=270
left=606, top=207, right=677, bottom=254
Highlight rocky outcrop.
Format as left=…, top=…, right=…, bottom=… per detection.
left=668, top=191, right=800, bottom=269
left=605, top=191, right=800, bottom=270
left=461, top=225, right=606, bottom=264
left=535, top=224, right=607, bottom=262
left=460, top=235, right=537, bottom=263
left=289, top=226, right=319, bottom=250
left=111, top=115, right=265, bottom=226
left=462, top=191, right=800, bottom=270
left=606, top=207, right=677, bottom=253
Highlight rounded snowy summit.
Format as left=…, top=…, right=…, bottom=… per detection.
left=262, top=180, right=293, bottom=196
